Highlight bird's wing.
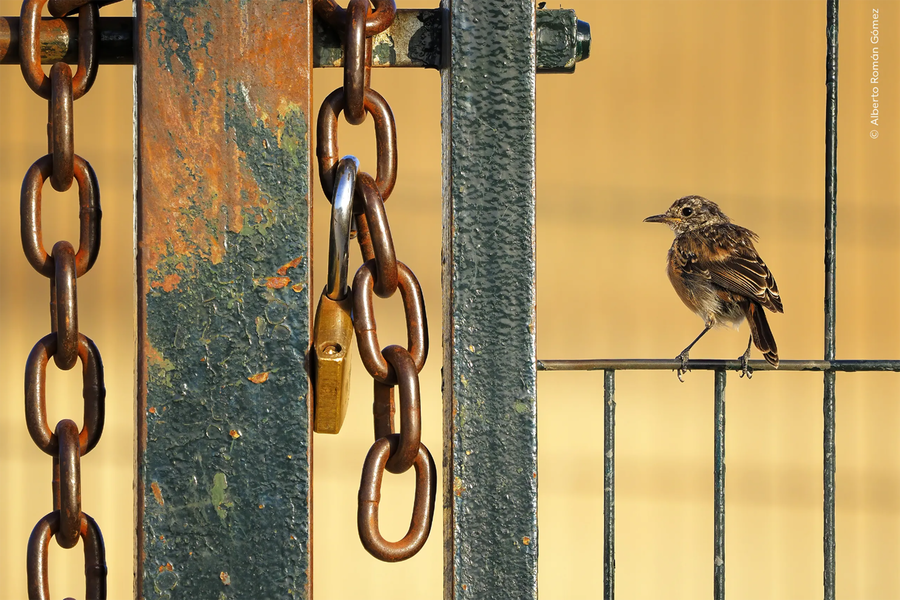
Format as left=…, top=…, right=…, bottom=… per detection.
left=676, top=227, right=784, bottom=313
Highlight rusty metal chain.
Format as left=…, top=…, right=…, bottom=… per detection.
left=313, top=0, right=436, bottom=563
left=17, top=0, right=118, bottom=596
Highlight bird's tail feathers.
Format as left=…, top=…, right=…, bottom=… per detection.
left=748, top=302, right=779, bottom=367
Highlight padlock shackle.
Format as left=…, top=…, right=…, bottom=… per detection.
left=326, top=156, right=359, bottom=300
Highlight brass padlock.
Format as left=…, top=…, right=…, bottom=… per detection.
left=313, top=288, right=354, bottom=434
left=313, top=155, right=359, bottom=434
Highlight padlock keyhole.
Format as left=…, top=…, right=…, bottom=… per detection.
left=323, top=343, right=343, bottom=355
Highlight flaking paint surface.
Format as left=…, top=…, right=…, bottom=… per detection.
left=136, top=1, right=312, bottom=597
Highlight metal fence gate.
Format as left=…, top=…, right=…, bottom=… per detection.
left=1, top=0, right=589, bottom=597
left=537, top=3, right=899, bottom=599
left=1, top=0, right=897, bottom=598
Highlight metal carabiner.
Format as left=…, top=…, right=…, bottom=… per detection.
left=325, top=156, right=359, bottom=300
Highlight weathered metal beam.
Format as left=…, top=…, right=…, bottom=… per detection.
left=313, top=8, right=443, bottom=68
left=442, top=0, right=538, bottom=598
left=2, top=10, right=591, bottom=72
left=0, top=16, right=132, bottom=64
left=135, top=1, right=313, bottom=598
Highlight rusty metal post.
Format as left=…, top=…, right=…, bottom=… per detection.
left=135, top=1, right=313, bottom=597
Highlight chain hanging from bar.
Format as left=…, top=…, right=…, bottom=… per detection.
left=313, top=0, right=437, bottom=562
left=17, top=0, right=118, bottom=597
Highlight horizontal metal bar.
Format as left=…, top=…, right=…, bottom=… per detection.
left=314, top=8, right=443, bottom=68
left=0, top=16, right=133, bottom=65
left=537, top=359, right=900, bottom=373
left=1, top=10, right=591, bottom=72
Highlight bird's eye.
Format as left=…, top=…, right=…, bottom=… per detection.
left=681, top=207, right=693, bottom=217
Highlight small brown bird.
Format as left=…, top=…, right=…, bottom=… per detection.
left=644, top=196, right=783, bottom=378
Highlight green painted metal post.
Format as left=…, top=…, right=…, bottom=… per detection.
left=442, top=1, right=538, bottom=598
left=135, top=1, right=313, bottom=597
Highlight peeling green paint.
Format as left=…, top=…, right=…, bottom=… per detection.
left=138, top=2, right=312, bottom=596
left=144, top=0, right=213, bottom=82
left=210, top=472, right=231, bottom=520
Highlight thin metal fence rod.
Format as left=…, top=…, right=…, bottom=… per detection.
left=714, top=369, right=727, bottom=599
left=823, top=373, right=837, bottom=598
left=603, top=370, right=616, bottom=600
left=537, top=359, right=900, bottom=373
left=824, top=0, right=839, bottom=596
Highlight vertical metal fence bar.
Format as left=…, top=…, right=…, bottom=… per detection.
left=823, top=374, right=837, bottom=598
left=135, top=1, right=313, bottom=597
left=824, top=0, right=839, bottom=598
left=604, top=370, right=616, bottom=600
left=714, top=370, right=727, bottom=599
left=441, top=1, right=538, bottom=598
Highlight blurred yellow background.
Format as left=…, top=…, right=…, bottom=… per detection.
left=1, top=0, right=897, bottom=599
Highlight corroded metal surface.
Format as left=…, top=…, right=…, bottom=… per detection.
left=0, top=16, right=131, bottom=64
left=535, top=8, right=590, bottom=73
left=3, top=10, right=591, bottom=72
left=442, top=0, right=538, bottom=598
left=135, top=1, right=312, bottom=597
left=314, top=8, right=442, bottom=68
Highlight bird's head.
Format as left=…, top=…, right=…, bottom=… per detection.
left=643, top=195, right=731, bottom=235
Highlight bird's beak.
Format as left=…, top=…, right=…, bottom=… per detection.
left=643, top=214, right=669, bottom=223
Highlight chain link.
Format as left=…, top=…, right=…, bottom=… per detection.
left=27, top=512, right=107, bottom=600
left=17, top=0, right=118, bottom=594
left=358, top=436, right=437, bottom=562
left=49, top=62, right=74, bottom=190
left=312, top=0, right=435, bottom=562
left=353, top=261, right=428, bottom=384
left=314, top=0, right=396, bottom=36
left=354, top=172, right=398, bottom=297
left=21, top=153, right=101, bottom=277
left=343, top=0, right=370, bottom=125
left=20, top=0, right=98, bottom=98
left=317, top=87, right=397, bottom=202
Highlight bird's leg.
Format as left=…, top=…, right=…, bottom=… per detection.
left=739, top=335, right=753, bottom=379
left=676, top=324, right=712, bottom=381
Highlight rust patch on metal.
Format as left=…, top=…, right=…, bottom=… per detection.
left=138, top=0, right=313, bottom=281
left=266, top=276, right=291, bottom=289
left=248, top=372, right=269, bottom=384
left=150, top=273, right=182, bottom=292
left=277, top=256, right=304, bottom=276
left=151, top=482, right=164, bottom=506
left=136, top=0, right=313, bottom=592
